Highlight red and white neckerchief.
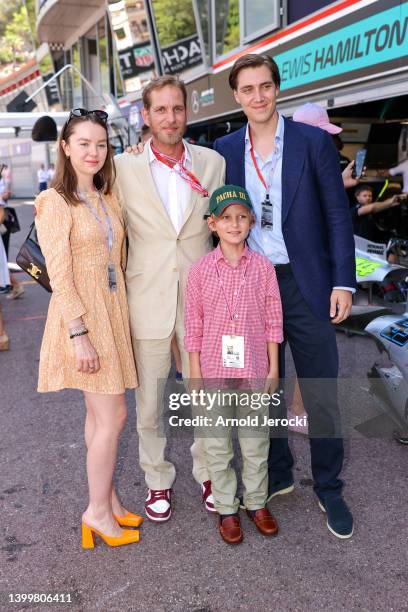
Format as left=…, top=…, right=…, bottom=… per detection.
left=150, top=142, right=209, bottom=197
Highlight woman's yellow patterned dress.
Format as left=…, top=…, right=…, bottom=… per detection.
left=35, top=188, right=138, bottom=394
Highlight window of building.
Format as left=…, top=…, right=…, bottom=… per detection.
left=151, top=0, right=204, bottom=75
left=38, top=53, right=62, bottom=111
left=242, top=0, right=280, bottom=43
left=51, top=49, right=73, bottom=109
left=287, top=0, right=334, bottom=24
left=63, top=49, right=73, bottom=109
left=151, top=0, right=197, bottom=46
left=82, top=25, right=100, bottom=107
left=71, top=41, right=83, bottom=107
left=107, top=14, right=117, bottom=97
left=98, top=17, right=111, bottom=96
left=215, top=0, right=240, bottom=58
left=114, top=54, right=125, bottom=97
left=195, top=0, right=212, bottom=66
left=108, top=0, right=156, bottom=93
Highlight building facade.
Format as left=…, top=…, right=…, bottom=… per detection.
left=34, top=1, right=408, bottom=130
left=3, top=0, right=407, bottom=197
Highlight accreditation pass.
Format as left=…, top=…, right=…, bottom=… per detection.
left=222, top=335, right=245, bottom=368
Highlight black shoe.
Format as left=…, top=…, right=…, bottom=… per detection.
left=318, top=497, right=353, bottom=539
left=266, top=479, right=295, bottom=503
left=239, top=479, right=295, bottom=509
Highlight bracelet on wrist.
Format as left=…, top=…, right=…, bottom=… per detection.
left=69, top=329, right=89, bottom=339
left=69, top=324, right=87, bottom=335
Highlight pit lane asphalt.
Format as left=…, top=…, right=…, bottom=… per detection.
left=1, top=201, right=407, bottom=612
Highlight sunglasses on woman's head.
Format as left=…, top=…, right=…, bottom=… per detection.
left=68, top=108, right=108, bottom=123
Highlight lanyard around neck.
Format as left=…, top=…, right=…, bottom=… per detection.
left=150, top=142, right=209, bottom=197
left=248, top=126, right=281, bottom=192
left=79, top=190, right=113, bottom=254
left=214, top=254, right=251, bottom=329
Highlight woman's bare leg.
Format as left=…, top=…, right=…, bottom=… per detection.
left=0, top=304, right=6, bottom=336
left=10, top=273, right=19, bottom=289
left=82, top=392, right=127, bottom=536
left=83, top=396, right=127, bottom=517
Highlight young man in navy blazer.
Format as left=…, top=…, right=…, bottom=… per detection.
left=214, top=54, right=356, bottom=539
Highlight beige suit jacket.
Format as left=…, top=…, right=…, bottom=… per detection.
left=114, top=142, right=225, bottom=340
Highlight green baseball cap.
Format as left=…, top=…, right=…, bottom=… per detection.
left=206, top=184, right=254, bottom=217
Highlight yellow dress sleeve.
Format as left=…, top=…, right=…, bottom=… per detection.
left=35, top=189, right=87, bottom=323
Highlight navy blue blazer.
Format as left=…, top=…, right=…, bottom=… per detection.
left=214, top=117, right=356, bottom=320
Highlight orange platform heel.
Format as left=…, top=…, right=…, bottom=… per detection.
left=114, top=511, right=144, bottom=528
left=81, top=523, right=140, bottom=549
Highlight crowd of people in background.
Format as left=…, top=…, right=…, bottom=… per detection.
left=0, top=157, right=58, bottom=351
left=37, top=163, right=55, bottom=192
left=291, top=102, right=408, bottom=257
left=0, top=162, right=25, bottom=351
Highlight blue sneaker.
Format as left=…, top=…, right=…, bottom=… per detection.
left=318, top=497, right=353, bottom=539
left=175, top=370, right=183, bottom=384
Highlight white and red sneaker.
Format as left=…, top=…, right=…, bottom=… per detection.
left=145, top=489, right=172, bottom=522
left=201, top=480, right=217, bottom=513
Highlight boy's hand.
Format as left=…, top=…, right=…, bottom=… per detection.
left=189, top=381, right=204, bottom=396
left=264, top=370, right=279, bottom=394
left=189, top=371, right=203, bottom=393
left=188, top=353, right=203, bottom=392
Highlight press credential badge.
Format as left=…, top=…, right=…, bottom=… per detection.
left=222, top=334, right=245, bottom=368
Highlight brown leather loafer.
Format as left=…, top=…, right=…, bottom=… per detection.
left=219, top=515, right=243, bottom=544
left=247, top=507, right=279, bottom=536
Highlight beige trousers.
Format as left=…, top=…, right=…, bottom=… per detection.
left=202, top=390, right=270, bottom=514
left=133, top=294, right=209, bottom=490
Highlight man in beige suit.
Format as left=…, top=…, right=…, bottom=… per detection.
left=114, top=76, right=225, bottom=521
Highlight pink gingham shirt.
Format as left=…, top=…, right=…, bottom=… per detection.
left=184, top=244, right=283, bottom=381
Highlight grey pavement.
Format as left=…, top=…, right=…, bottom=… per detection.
left=1, top=200, right=407, bottom=612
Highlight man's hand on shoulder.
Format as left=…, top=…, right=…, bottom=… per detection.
left=125, top=143, right=145, bottom=155
left=330, top=289, right=352, bottom=324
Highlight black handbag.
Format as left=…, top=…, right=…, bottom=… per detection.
left=4, top=207, right=20, bottom=234
left=16, top=223, right=52, bottom=292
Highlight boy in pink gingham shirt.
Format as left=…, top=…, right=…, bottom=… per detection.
left=184, top=185, right=283, bottom=545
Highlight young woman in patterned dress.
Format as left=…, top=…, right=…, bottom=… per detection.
left=35, top=110, right=142, bottom=548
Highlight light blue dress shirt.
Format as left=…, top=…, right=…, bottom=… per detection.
left=245, top=114, right=289, bottom=265
left=245, top=114, right=354, bottom=293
